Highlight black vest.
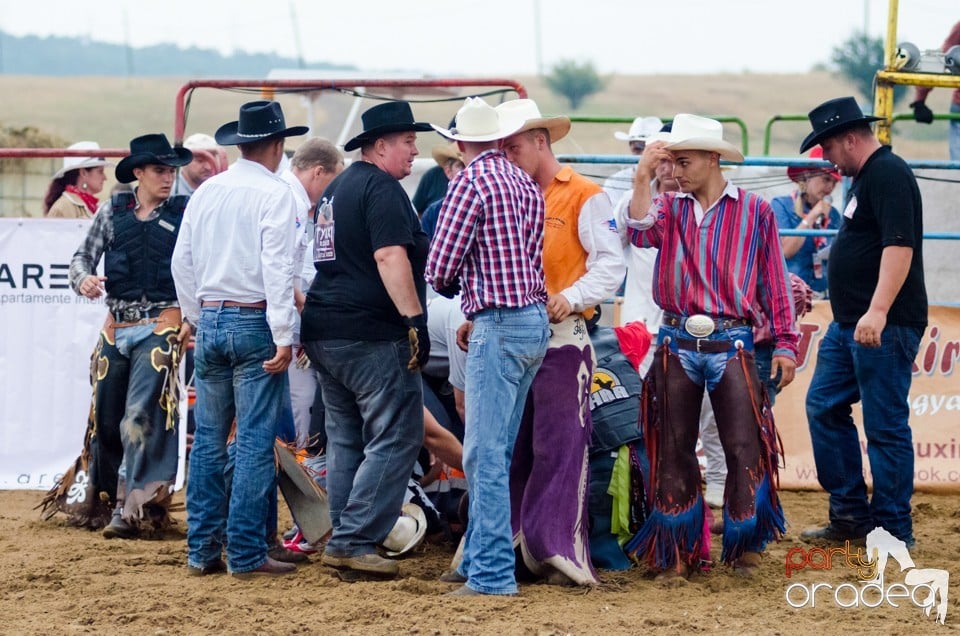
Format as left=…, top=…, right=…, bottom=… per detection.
left=104, top=192, right=188, bottom=302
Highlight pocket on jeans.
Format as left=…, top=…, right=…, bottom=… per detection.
left=499, top=334, right=543, bottom=382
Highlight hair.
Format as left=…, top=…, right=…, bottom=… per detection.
left=525, top=127, right=552, bottom=146
left=291, top=137, right=342, bottom=172
left=42, top=169, right=80, bottom=214
left=238, top=136, right=282, bottom=158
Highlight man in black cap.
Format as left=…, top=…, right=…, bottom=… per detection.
left=50, top=133, right=193, bottom=539
left=300, top=100, right=432, bottom=581
left=798, top=96, right=927, bottom=549
left=172, top=100, right=306, bottom=579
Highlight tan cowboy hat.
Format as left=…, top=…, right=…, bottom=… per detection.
left=382, top=502, right=428, bottom=557
left=53, top=141, right=113, bottom=180
left=431, top=141, right=462, bottom=167
left=494, top=99, right=571, bottom=143
left=431, top=96, right=525, bottom=143
left=663, top=114, right=744, bottom=163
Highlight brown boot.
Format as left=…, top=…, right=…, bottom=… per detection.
left=732, top=550, right=762, bottom=578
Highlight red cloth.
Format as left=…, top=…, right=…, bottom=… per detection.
left=65, top=185, right=99, bottom=214
left=613, top=321, right=652, bottom=372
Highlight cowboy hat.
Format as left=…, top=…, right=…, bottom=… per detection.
left=115, top=134, right=193, bottom=184
left=215, top=100, right=309, bottom=147
left=382, top=502, right=427, bottom=557
left=343, top=101, right=432, bottom=152
left=663, top=114, right=744, bottom=163
left=183, top=132, right=221, bottom=152
left=53, top=141, right=113, bottom=180
left=431, top=96, right=526, bottom=143
left=800, top=96, right=883, bottom=153
left=786, top=145, right=841, bottom=183
left=494, top=99, right=571, bottom=143
left=614, top=116, right=664, bottom=142
left=431, top=141, right=462, bottom=167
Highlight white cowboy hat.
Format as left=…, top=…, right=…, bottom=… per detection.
left=53, top=141, right=113, bottom=180
left=382, top=502, right=427, bottom=557
left=663, top=114, right=744, bottom=163
left=431, top=96, right=524, bottom=143
left=614, top=116, right=664, bottom=142
left=183, top=133, right=221, bottom=152
left=494, top=99, right=571, bottom=143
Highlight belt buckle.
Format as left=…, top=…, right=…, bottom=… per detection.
left=684, top=314, right=715, bottom=338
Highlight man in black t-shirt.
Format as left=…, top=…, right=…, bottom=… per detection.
left=798, top=97, right=927, bottom=549
left=300, top=101, right=432, bottom=581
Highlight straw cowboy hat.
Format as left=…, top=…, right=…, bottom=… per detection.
left=786, top=145, right=840, bottom=183
left=53, top=141, right=113, bottom=180
left=343, top=101, right=432, bottom=152
left=431, top=141, right=462, bottom=166
left=115, top=134, right=193, bottom=184
left=663, top=114, right=744, bottom=163
left=614, top=116, right=664, bottom=142
left=431, top=96, right=525, bottom=142
left=381, top=503, right=427, bottom=557
left=494, top=99, right=571, bottom=143
left=800, top=96, right=883, bottom=153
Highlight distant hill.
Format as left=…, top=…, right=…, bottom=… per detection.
left=0, top=31, right=353, bottom=77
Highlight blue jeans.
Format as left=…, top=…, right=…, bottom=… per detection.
left=187, top=307, right=288, bottom=574
left=304, top=337, right=423, bottom=557
left=805, top=322, right=923, bottom=544
left=658, top=324, right=754, bottom=391
left=458, top=304, right=548, bottom=595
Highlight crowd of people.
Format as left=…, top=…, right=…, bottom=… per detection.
left=38, top=92, right=927, bottom=595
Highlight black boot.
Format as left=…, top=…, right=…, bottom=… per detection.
left=102, top=505, right=138, bottom=539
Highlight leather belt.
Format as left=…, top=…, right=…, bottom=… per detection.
left=201, top=300, right=267, bottom=309
left=662, top=312, right=751, bottom=338
left=673, top=337, right=734, bottom=354
left=111, top=306, right=166, bottom=323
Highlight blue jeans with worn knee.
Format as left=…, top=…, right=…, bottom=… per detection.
left=458, top=304, right=548, bottom=595
left=187, top=307, right=288, bottom=574
left=304, top=337, right=424, bottom=558
left=805, top=321, right=922, bottom=545
left=658, top=324, right=754, bottom=391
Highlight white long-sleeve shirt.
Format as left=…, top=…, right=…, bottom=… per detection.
left=172, top=157, right=298, bottom=346
left=557, top=191, right=626, bottom=313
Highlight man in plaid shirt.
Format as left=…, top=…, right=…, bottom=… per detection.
left=426, top=97, right=549, bottom=597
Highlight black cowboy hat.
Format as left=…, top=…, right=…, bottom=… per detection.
left=800, top=96, right=884, bottom=153
left=215, top=100, right=309, bottom=146
left=343, top=101, right=432, bottom=152
left=115, top=133, right=193, bottom=184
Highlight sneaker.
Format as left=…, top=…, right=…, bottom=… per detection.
left=799, top=524, right=867, bottom=546
left=282, top=529, right=319, bottom=555
left=102, top=511, right=138, bottom=540
left=703, top=483, right=724, bottom=509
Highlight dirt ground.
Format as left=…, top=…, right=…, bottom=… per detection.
left=1, top=488, right=957, bottom=635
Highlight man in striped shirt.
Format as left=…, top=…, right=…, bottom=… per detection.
left=622, top=114, right=798, bottom=582
left=426, top=97, right=550, bottom=597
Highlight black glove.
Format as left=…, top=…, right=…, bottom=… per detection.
left=910, top=100, right=934, bottom=124
left=435, top=278, right=461, bottom=299
left=403, top=314, right=431, bottom=371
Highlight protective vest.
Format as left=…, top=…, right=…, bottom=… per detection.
left=104, top=192, right=188, bottom=302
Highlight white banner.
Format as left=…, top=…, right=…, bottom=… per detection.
left=0, top=218, right=186, bottom=491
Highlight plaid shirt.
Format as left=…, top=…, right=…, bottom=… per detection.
left=69, top=192, right=180, bottom=317
left=426, top=149, right=547, bottom=317
left=628, top=184, right=799, bottom=361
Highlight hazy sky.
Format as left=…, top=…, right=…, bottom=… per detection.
left=0, top=0, right=956, bottom=76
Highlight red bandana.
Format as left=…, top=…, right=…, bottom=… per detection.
left=65, top=185, right=100, bottom=214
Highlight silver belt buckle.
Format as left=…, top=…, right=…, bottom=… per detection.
left=684, top=314, right=715, bottom=338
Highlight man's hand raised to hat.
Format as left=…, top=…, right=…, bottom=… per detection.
left=634, top=141, right=671, bottom=184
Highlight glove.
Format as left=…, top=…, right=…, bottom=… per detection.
left=435, top=278, right=461, bottom=299
left=403, top=314, right=431, bottom=371
left=910, top=100, right=934, bottom=124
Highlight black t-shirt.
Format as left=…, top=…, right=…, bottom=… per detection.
left=301, top=162, right=429, bottom=342
left=827, top=146, right=927, bottom=327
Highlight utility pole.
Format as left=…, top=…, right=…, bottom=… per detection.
left=289, top=0, right=305, bottom=69
left=123, top=6, right=134, bottom=77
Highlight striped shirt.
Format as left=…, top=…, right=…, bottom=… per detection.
left=426, top=149, right=547, bottom=318
left=627, top=182, right=799, bottom=360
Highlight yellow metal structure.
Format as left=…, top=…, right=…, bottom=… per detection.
left=874, top=0, right=960, bottom=145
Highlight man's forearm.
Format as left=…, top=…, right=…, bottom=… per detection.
left=868, top=245, right=913, bottom=314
